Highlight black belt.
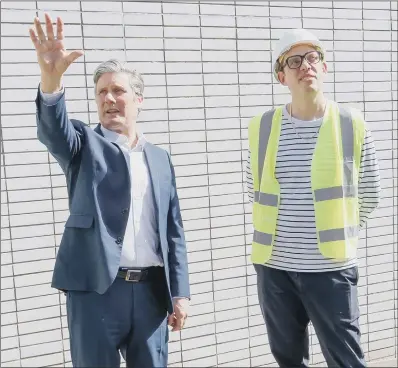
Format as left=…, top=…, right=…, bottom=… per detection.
left=117, top=267, right=162, bottom=282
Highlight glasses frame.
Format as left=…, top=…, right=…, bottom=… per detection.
left=279, top=50, right=324, bottom=71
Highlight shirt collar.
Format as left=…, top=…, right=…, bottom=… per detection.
left=100, top=125, right=146, bottom=152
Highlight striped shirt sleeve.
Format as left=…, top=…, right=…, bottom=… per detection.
left=245, top=151, right=254, bottom=203
left=358, top=128, right=381, bottom=228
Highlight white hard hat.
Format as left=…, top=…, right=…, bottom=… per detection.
left=272, top=28, right=325, bottom=83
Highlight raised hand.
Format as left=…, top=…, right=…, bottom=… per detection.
left=29, top=13, right=83, bottom=93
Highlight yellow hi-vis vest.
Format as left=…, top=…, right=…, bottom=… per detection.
left=248, top=101, right=366, bottom=264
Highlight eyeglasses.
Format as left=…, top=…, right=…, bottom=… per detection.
left=280, top=50, right=323, bottom=70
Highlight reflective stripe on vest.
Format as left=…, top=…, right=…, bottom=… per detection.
left=253, top=109, right=277, bottom=247
left=258, top=109, right=275, bottom=184
left=253, top=230, right=273, bottom=246
left=314, top=186, right=356, bottom=201
left=314, top=106, right=355, bottom=201
left=254, top=192, right=278, bottom=206
left=319, top=226, right=358, bottom=242
left=314, top=106, right=359, bottom=247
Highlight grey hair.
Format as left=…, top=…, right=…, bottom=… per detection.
left=93, top=59, right=144, bottom=112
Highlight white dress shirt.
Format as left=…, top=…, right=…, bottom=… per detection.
left=100, top=127, right=163, bottom=268
left=39, top=87, right=163, bottom=269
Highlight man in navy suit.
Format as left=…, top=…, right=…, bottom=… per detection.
left=29, top=13, right=190, bottom=368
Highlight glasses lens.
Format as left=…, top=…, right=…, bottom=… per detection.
left=306, top=51, right=320, bottom=64
left=287, top=56, right=302, bottom=69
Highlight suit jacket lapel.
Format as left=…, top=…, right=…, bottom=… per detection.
left=95, top=122, right=131, bottom=173
left=94, top=123, right=103, bottom=136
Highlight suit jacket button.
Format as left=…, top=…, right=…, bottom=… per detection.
left=115, top=237, right=123, bottom=244
left=121, top=208, right=128, bottom=214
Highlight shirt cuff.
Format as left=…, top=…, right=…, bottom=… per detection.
left=39, top=85, right=64, bottom=105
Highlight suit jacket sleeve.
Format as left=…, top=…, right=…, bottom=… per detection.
left=166, top=152, right=191, bottom=299
left=35, top=86, right=84, bottom=173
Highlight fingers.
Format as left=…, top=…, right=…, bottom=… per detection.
left=30, top=14, right=62, bottom=46
left=29, top=28, right=40, bottom=49
left=56, top=17, right=64, bottom=40
left=45, top=13, right=55, bottom=41
left=167, top=314, right=175, bottom=327
left=171, top=313, right=187, bottom=332
left=168, top=313, right=186, bottom=332
left=34, top=17, right=46, bottom=43
left=172, top=318, right=183, bottom=332
left=172, top=316, right=186, bottom=332
left=170, top=299, right=190, bottom=332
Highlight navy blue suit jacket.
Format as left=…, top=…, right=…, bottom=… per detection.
left=35, top=89, right=190, bottom=314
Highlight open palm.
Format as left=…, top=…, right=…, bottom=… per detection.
left=29, top=13, right=83, bottom=82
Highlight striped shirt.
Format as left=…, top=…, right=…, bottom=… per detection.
left=246, top=105, right=381, bottom=272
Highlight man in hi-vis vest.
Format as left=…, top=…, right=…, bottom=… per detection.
left=246, top=29, right=381, bottom=367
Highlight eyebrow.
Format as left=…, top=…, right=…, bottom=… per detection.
left=98, top=84, right=126, bottom=92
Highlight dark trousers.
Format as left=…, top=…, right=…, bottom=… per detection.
left=255, top=264, right=366, bottom=368
left=66, top=269, right=169, bottom=368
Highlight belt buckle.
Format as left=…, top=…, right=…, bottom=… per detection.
left=125, top=270, right=140, bottom=282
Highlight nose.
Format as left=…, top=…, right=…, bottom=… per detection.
left=300, top=58, right=311, bottom=71
left=104, top=92, right=116, bottom=104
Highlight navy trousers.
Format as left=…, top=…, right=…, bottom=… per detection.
left=255, top=265, right=366, bottom=368
left=66, top=269, right=169, bottom=368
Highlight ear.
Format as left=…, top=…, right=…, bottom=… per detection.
left=278, top=70, right=288, bottom=86
left=136, top=95, right=144, bottom=106
left=322, top=61, right=328, bottom=74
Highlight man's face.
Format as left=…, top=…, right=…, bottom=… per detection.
left=95, top=72, right=143, bottom=134
left=277, top=44, right=327, bottom=94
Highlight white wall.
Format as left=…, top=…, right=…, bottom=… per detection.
left=1, top=1, right=397, bottom=367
